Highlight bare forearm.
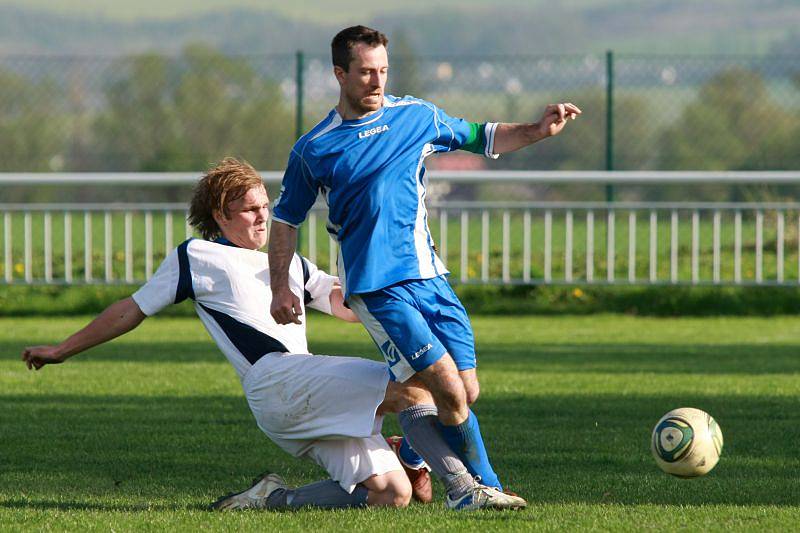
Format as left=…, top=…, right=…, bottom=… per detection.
left=57, top=297, right=145, bottom=359
left=268, top=222, right=298, bottom=292
left=493, top=102, right=581, bottom=154
left=329, top=286, right=359, bottom=323
left=492, top=122, right=547, bottom=154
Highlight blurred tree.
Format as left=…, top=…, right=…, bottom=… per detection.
left=659, top=67, right=799, bottom=171
left=0, top=69, right=66, bottom=171
left=90, top=45, right=294, bottom=171
left=172, top=44, right=294, bottom=170
left=388, top=31, right=424, bottom=98
left=91, top=53, right=180, bottom=171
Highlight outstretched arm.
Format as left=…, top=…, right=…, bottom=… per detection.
left=268, top=221, right=303, bottom=325
left=493, top=102, right=581, bottom=154
left=21, top=297, right=146, bottom=370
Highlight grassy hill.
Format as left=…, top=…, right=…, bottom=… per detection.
left=0, top=0, right=630, bottom=22
left=0, top=0, right=796, bottom=55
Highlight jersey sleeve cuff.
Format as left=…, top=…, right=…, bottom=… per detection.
left=310, top=275, right=336, bottom=315
left=271, top=216, right=300, bottom=229
left=484, top=122, right=500, bottom=159
left=131, top=291, right=158, bottom=317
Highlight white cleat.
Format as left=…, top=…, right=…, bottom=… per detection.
left=210, top=472, right=288, bottom=511
left=446, top=484, right=528, bottom=511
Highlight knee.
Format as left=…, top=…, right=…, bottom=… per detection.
left=390, top=480, right=413, bottom=508
left=418, top=358, right=469, bottom=421
left=434, top=375, right=467, bottom=411
left=376, top=478, right=412, bottom=508
left=431, top=380, right=469, bottom=424
left=460, top=370, right=480, bottom=405
left=464, top=380, right=480, bottom=405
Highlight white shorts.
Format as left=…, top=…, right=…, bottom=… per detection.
left=242, top=352, right=403, bottom=493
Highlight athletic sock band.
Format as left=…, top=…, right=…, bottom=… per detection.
left=267, top=480, right=368, bottom=509
left=399, top=404, right=474, bottom=499
left=439, top=409, right=503, bottom=490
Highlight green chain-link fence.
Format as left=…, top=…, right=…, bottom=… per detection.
left=0, top=49, right=798, bottom=174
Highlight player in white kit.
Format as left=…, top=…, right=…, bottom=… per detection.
left=22, top=158, right=520, bottom=511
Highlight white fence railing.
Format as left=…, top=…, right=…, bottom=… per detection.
left=2, top=170, right=800, bottom=186
left=3, top=172, right=800, bottom=286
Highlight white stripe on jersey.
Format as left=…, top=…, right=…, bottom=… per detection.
left=337, top=244, right=346, bottom=297
left=289, top=112, right=343, bottom=189
left=322, top=185, right=343, bottom=239
left=413, top=143, right=446, bottom=279
left=385, top=96, right=445, bottom=150
left=309, top=113, right=343, bottom=143
left=484, top=122, right=500, bottom=159
left=337, top=109, right=385, bottom=128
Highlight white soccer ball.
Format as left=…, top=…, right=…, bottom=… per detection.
left=651, top=407, right=724, bottom=478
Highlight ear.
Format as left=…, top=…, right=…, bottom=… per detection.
left=333, top=65, right=347, bottom=86
left=212, top=209, right=226, bottom=229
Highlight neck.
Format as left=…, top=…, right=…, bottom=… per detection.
left=336, top=97, right=381, bottom=121
left=217, top=235, right=260, bottom=250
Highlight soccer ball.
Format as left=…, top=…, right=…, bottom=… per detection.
left=651, top=407, right=723, bottom=478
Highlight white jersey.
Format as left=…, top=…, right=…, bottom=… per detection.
left=131, top=238, right=400, bottom=492
left=132, top=238, right=337, bottom=379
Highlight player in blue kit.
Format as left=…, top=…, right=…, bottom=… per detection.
left=269, top=26, right=580, bottom=500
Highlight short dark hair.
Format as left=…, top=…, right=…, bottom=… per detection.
left=331, top=25, right=388, bottom=71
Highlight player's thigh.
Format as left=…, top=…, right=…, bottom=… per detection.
left=379, top=378, right=436, bottom=414
left=244, top=353, right=388, bottom=440
left=348, top=292, right=447, bottom=383
left=418, top=276, right=477, bottom=373
left=305, top=434, right=403, bottom=494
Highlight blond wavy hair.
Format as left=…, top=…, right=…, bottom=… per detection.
left=188, top=158, right=264, bottom=240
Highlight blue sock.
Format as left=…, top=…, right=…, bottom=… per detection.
left=399, top=437, right=426, bottom=468
left=438, top=409, right=503, bottom=490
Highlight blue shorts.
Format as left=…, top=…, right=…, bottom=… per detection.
left=347, top=276, right=476, bottom=382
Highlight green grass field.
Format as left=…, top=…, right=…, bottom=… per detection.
left=2, top=313, right=799, bottom=530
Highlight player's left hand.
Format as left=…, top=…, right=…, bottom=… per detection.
left=21, top=345, right=65, bottom=370
left=538, top=102, right=581, bottom=138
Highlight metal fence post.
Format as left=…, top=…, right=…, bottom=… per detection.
left=605, top=50, right=615, bottom=203
left=295, top=50, right=305, bottom=250
left=295, top=50, right=305, bottom=141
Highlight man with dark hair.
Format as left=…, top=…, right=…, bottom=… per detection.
left=22, top=158, right=457, bottom=510
left=269, top=25, right=580, bottom=509
left=330, top=25, right=388, bottom=72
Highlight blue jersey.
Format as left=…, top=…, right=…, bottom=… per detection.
left=273, top=94, right=499, bottom=296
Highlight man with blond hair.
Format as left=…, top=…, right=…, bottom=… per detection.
left=22, top=158, right=521, bottom=511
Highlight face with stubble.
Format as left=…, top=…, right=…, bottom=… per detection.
left=335, top=43, right=389, bottom=118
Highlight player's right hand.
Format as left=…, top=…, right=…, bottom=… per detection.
left=21, top=345, right=65, bottom=370
left=270, top=287, right=303, bottom=325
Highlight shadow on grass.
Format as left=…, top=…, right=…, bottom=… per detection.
left=0, top=499, right=207, bottom=512
left=3, top=339, right=799, bottom=375
left=1, top=392, right=798, bottom=508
